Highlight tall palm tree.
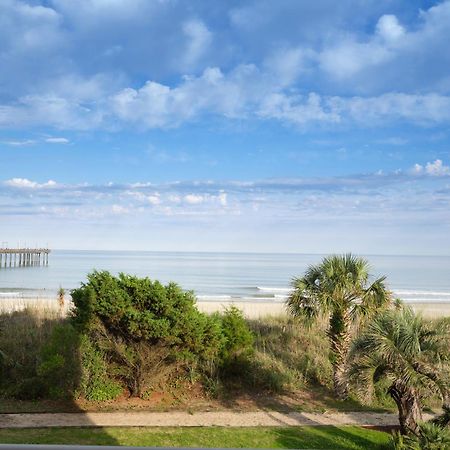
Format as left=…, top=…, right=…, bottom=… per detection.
left=350, top=306, right=450, bottom=435
left=287, top=254, right=391, bottom=400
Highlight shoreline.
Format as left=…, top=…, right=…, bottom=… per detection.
left=1, top=297, right=450, bottom=319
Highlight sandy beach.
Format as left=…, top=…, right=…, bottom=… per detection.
left=1, top=297, right=450, bottom=319
left=200, top=300, right=450, bottom=319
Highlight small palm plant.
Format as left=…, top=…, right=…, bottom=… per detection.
left=58, top=287, right=65, bottom=309
left=287, top=253, right=391, bottom=400
left=350, top=306, right=450, bottom=435
left=391, top=422, right=450, bottom=450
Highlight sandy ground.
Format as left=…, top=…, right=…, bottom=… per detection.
left=1, top=297, right=450, bottom=319
left=197, top=301, right=288, bottom=318
left=0, top=410, right=435, bottom=428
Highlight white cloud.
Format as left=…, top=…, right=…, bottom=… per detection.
left=0, top=92, right=105, bottom=130
left=147, top=195, right=161, bottom=205
left=258, top=92, right=340, bottom=125
left=111, top=204, right=129, bottom=215
left=184, top=194, right=204, bottom=204
left=4, top=178, right=57, bottom=189
left=1, top=139, right=36, bottom=146
left=317, top=3, right=450, bottom=88
left=181, top=19, right=212, bottom=69
left=110, top=65, right=264, bottom=128
left=264, top=47, right=314, bottom=85
left=45, top=137, right=70, bottom=144
left=50, top=0, right=152, bottom=24
left=1, top=1, right=63, bottom=53
left=168, top=195, right=180, bottom=203
left=95, top=67, right=450, bottom=129
left=125, top=190, right=161, bottom=205
left=411, top=159, right=450, bottom=176
left=319, top=39, right=391, bottom=79
left=1, top=168, right=449, bottom=252
left=376, top=15, right=405, bottom=42
left=318, top=14, right=406, bottom=80
left=0, top=2, right=449, bottom=131
left=412, top=163, right=423, bottom=175
left=330, top=93, right=450, bottom=125
left=218, top=191, right=227, bottom=206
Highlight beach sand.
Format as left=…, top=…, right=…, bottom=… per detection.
left=197, top=301, right=450, bottom=319
left=1, top=297, right=450, bottom=319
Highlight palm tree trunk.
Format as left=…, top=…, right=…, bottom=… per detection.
left=388, top=380, right=422, bottom=436
left=329, top=309, right=352, bottom=400
left=333, top=362, right=349, bottom=400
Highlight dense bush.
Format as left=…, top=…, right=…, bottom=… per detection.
left=214, top=306, right=254, bottom=376
left=71, top=271, right=232, bottom=397
left=78, top=334, right=122, bottom=401
left=0, top=275, right=257, bottom=401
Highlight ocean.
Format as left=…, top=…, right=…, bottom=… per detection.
left=0, top=250, right=450, bottom=304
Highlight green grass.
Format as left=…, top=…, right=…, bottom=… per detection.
left=0, top=426, right=391, bottom=449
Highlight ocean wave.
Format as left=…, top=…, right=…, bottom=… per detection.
left=397, top=298, right=450, bottom=303
left=256, top=286, right=291, bottom=293
left=394, top=290, right=450, bottom=297
left=197, top=295, right=285, bottom=303
left=197, top=295, right=233, bottom=300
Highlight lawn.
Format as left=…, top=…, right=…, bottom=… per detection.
left=0, top=426, right=391, bottom=449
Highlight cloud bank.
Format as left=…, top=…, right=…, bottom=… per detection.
left=1, top=1, right=450, bottom=130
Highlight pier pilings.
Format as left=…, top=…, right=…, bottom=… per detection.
left=0, top=248, right=50, bottom=268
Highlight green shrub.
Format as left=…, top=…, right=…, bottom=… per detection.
left=71, top=271, right=226, bottom=397
left=391, top=422, right=450, bottom=449
left=37, top=324, right=80, bottom=399
left=210, top=306, right=254, bottom=380
left=78, top=334, right=122, bottom=401
left=219, top=306, right=254, bottom=363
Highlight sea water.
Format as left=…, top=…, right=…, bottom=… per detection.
left=0, top=250, right=449, bottom=304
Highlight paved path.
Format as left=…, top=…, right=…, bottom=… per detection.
left=0, top=411, right=435, bottom=428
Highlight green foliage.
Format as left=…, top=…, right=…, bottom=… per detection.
left=391, top=423, right=450, bottom=450
left=215, top=306, right=254, bottom=377
left=287, top=254, right=391, bottom=323
left=0, top=308, right=78, bottom=399
left=70, top=271, right=230, bottom=397
left=287, top=253, right=391, bottom=399
left=432, top=406, right=450, bottom=428
left=351, top=306, right=450, bottom=402
left=78, top=335, right=122, bottom=401
left=37, top=324, right=80, bottom=399
left=248, top=316, right=332, bottom=392
left=71, top=271, right=220, bottom=354
left=351, top=306, right=450, bottom=434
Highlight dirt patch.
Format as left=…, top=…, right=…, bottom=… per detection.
left=0, top=385, right=394, bottom=415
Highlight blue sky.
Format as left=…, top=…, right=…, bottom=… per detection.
left=1, top=0, right=450, bottom=254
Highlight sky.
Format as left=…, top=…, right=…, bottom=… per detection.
left=1, top=0, right=450, bottom=254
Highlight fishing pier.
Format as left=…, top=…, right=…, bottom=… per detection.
left=0, top=248, right=50, bottom=268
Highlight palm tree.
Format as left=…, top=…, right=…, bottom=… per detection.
left=350, top=306, right=450, bottom=435
left=287, top=254, right=391, bottom=400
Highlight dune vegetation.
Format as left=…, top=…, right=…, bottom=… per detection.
left=1, top=255, right=450, bottom=449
